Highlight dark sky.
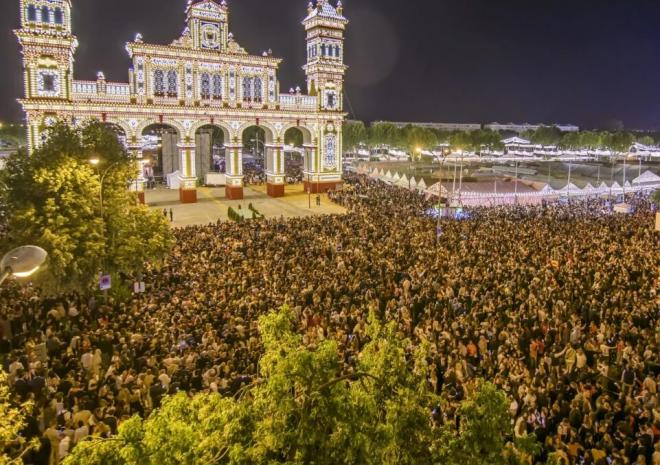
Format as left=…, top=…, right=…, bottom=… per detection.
left=2, top=0, right=660, bottom=129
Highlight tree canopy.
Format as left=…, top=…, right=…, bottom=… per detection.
left=62, top=307, right=537, bottom=465
left=0, top=121, right=173, bottom=295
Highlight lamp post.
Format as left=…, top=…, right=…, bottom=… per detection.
left=0, top=246, right=48, bottom=287
left=89, top=158, right=122, bottom=221
left=436, top=155, right=448, bottom=246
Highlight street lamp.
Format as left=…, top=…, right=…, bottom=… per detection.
left=89, top=158, right=122, bottom=219
left=0, top=246, right=48, bottom=287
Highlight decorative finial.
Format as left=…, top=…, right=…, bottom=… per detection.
left=97, top=71, right=106, bottom=81
left=337, top=0, right=343, bottom=14
left=307, top=1, right=314, bottom=13
left=134, top=32, right=143, bottom=43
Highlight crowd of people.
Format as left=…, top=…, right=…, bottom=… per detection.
left=0, top=174, right=658, bottom=465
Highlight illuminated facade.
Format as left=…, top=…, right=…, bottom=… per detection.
left=16, top=0, right=348, bottom=202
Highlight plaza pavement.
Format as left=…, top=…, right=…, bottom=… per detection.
left=146, top=183, right=346, bottom=227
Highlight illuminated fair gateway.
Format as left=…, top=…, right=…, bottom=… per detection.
left=16, top=0, right=348, bottom=202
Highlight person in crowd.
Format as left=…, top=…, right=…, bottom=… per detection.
left=1, top=174, right=657, bottom=465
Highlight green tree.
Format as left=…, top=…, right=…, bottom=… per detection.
left=579, top=131, right=603, bottom=150
left=343, top=121, right=368, bottom=152
left=636, top=135, right=655, bottom=147
left=402, top=125, right=438, bottom=156
left=529, top=126, right=563, bottom=146
left=559, top=132, right=581, bottom=150
left=0, top=369, right=38, bottom=465
left=368, top=122, right=401, bottom=148
left=63, top=307, right=538, bottom=465
left=0, top=121, right=173, bottom=294
left=435, top=381, right=539, bottom=465
left=603, top=131, right=634, bottom=153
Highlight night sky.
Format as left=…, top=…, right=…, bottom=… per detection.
left=1, top=0, right=660, bottom=129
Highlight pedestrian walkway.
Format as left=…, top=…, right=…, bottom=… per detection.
left=146, top=184, right=346, bottom=227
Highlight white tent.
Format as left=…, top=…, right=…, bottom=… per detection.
left=557, top=183, right=582, bottom=195
left=378, top=168, right=385, bottom=177
left=409, top=176, right=418, bottom=190
left=610, top=181, right=623, bottom=193
left=369, top=168, right=380, bottom=178
left=416, top=178, right=428, bottom=191
left=540, top=184, right=555, bottom=194
left=425, top=182, right=448, bottom=197
left=396, top=174, right=409, bottom=188
left=599, top=182, right=610, bottom=192
left=392, top=172, right=401, bottom=182
left=385, top=170, right=393, bottom=180
left=632, top=170, right=660, bottom=185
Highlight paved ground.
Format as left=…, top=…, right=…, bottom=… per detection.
left=146, top=184, right=346, bottom=227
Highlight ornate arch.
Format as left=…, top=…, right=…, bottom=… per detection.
left=237, top=120, right=277, bottom=144
left=136, top=119, right=183, bottom=139
left=189, top=120, right=232, bottom=142
left=104, top=118, right=132, bottom=139
left=280, top=122, right=315, bottom=146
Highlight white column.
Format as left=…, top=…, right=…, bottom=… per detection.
left=127, top=144, right=146, bottom=200
left=177, top=141, right=197, bottom=189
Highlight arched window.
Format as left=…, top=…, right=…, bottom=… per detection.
left=53, top=8, right=63, bottom=24
left=166, top=70, right=178, bottom=97
left=253, top=77, right=262, bottom=103
left=41, top=6, right=50, bottom=23
left=27, top=4, right=37, bottom=21
left=242, top=77, right=253, bottom=102
left=212, top=75, right=222, bottom=100
left=154, top=70, right=165, bottom=96
left=200, top=73, right=211, bottom=99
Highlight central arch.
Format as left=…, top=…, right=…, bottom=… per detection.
left=193, top=124, right=229, bottom=180
left=140, top=123, right=181, bottom=192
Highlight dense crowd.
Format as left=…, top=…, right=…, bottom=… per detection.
left=1, top=174, right=658, bottom=465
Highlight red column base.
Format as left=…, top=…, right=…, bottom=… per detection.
left=137, top=191, right=145, bottom=204
left=267, top=183, right=285, bottom=198
left=179, top=188, right=197, bottom=204
left=225, top=185, right=244, bottom=200
left=303, top=181, right=343, bottom=194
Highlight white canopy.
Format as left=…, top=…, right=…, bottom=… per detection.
left=396, top=174, right=409, bottom=188
left=557, top=183, right=582, bottom=195
left=409, top=176, right=418, bottom=189
left=633, top=170, right=660, bottom=185
left=392, top=172, right=401, bottom=182
left=416, top=178, right=428, bottom=191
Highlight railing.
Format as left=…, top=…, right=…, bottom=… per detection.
left=279, top=94, right=318, bottom=111
left=107, top=83, right=130, bottom=96
left=72, top=80, right=96, bottom=94
left=72, top=81, right=131, bottom=102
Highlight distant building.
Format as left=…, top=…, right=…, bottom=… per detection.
left=371, top=121, right=580, bottom=133
left=485, top=123, right=580, bottom=133
left=380, top=122, right=482, bottom=132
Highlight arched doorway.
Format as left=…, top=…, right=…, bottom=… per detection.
left=100, top=122, right=128, bottom=147
left=194, top=124, right=228, bottom=177
left=284, top=127, right=306, bottom=184
left=140, top=124, right=180, bottom=188
left=241, top=125, right=273, bottom=186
